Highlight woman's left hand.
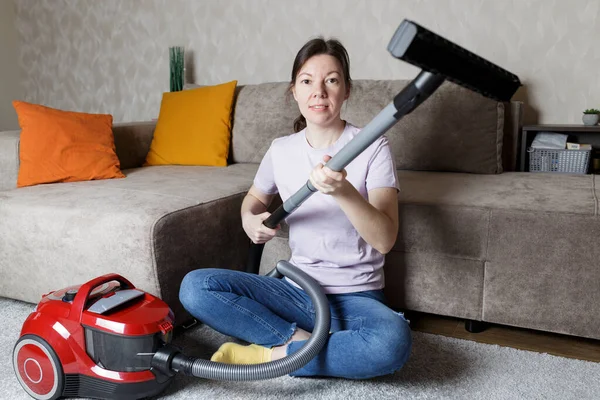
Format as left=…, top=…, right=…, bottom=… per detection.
left=309, top=155, right=350, bottom=196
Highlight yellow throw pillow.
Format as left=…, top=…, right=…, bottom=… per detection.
left=145, top=80, right=237, bottom=166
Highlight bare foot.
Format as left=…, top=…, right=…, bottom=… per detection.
left=271, top=327, right=311, bottom=360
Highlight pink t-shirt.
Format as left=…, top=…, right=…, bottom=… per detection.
left=253, top=122, right=399, bottom=294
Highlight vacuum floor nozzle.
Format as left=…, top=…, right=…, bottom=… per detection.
left=388, top=20, right=521, bottom=102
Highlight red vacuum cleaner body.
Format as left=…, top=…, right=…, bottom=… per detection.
left=13, top=274, right=175, bottom=400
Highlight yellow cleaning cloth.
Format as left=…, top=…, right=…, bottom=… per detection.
left=210, top=342, right=273, bottom=365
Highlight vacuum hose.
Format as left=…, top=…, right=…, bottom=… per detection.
left=152, top=260, right=331, bottom=380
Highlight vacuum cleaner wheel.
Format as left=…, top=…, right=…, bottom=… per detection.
left=13, top=334, right=65, bottom=400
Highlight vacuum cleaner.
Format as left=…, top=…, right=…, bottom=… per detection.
left=13, top=19, right=521, bottom=400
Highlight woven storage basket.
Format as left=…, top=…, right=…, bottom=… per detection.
left=528, top=147, right=591, bottom=174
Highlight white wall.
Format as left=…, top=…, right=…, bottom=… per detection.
left=11, top=0, right=600, bottom=125
left=0, top=0, right=22, bottom=130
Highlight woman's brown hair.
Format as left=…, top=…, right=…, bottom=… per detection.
left=289, top=37, right=352, bottom=132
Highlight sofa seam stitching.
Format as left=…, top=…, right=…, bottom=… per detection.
left=592, top=175, right=598, bottom=216
left=481, top=261, right=487, bottom=321
left=398, top=201, right=595, bottom=217
left=388, top=249, right=484, bottom=262
left=149, top=218, right=162, bottom=298
left=14, top=132, right=20, bottom=189
left=53, top=180, right=248, bottom=204
left=480, top=209, right=492, bottom=321
left=59, top=184, right=204, bottom=202
left=484, top=209, right=492, bottom=261
left=497, top=102, right=504, bottom=173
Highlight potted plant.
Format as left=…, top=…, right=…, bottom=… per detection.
left=169, top=46, right=185, bottom=92
left=583, top=109, right=600, bottom=126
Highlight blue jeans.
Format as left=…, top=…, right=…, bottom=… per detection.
left=179, top=268, right=412, bottom=379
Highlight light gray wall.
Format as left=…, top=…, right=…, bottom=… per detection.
left=0, top=0, right=22, bottom=130
left=11, top=0, right=600, bottom=124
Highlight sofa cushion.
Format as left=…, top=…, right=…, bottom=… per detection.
left=113, top=121, right=156, bottom=170
left=484, top=210, right=600, bottom=340
left=260, top=170, right=597, bottom=325
left=396, top=170, right=595, bottom=214
left=0, top=130, right=20, bottom=191
left=0, top=164, right=258, bottom=323
left=264, top=171, right=596, bottom=266
left=396, top=170, right=599, bottom=338
left=384, top=252, right=485, bottom=320
left=342, top=80, right=504, bottom=174
left=230, top=82, right=298, bottom=164
left=393, top=170, right=595, bottom=265
left=228, top=80, right=504, bottom=174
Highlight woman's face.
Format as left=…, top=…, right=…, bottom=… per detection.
left=292, top=54, right=349, bottom=129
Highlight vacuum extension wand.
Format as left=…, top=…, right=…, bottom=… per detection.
left=247, top=19, right=521, bottom=277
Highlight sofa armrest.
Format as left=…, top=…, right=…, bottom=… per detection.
left=0, top=130, right=20, bottom=192
left=113, top=121, right=157, bottom=169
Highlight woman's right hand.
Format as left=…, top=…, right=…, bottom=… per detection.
left=242, top=211, right=280, bottom=244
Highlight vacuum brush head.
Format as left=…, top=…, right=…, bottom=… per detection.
left=388, top=20, right=521, bottom=102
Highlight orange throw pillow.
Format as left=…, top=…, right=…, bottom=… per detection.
left=13, top=101, right=125, bottom=188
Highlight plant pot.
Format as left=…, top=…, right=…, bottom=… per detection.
left=582, top=114, right=599, bottom=126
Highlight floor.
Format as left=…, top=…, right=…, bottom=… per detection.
left=405, top=311, right=600, bottom=363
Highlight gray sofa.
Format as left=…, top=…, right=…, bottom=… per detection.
left=1, top=79, right=599, bottom=341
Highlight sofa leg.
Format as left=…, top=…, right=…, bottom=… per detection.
left=173, top=318, right=198, bottom=338
left=181, top=318, right=198, bottom=329
left=465, top=320, right=487, bottom=333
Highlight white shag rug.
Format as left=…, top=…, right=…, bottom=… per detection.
left=2, top=297, right=598, bottom=400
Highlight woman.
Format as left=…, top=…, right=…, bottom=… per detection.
left=179, top=37, right=412, bottom=379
